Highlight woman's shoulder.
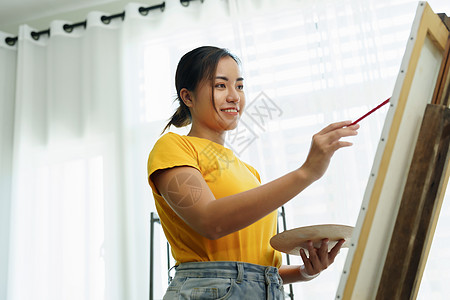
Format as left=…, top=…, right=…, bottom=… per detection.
left=150, top=132, right=200, bottom=158
left=147, top=132, right=199, bottom=174
left=156, top=131, right=180, bottom=143
left=156, top=132, right=225, bottom=152
left=152, top=132, right=187, bottom=149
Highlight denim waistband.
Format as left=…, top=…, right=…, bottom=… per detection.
left=174, top=261, right=283, bottom=285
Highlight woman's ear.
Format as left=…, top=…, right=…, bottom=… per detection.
left=180, top=88, right=193, bottom=108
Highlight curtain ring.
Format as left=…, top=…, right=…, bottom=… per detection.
left=5, top=37, right=17, bottom=46
left=139, top=7, right=149, bottom=16
left=31, top=31, right=40, bottom=40
left=63, top=24, right=73, bottom=33
left=101, top=15, right=111, bottom=25
left=180, top=0, right=204, bottom=7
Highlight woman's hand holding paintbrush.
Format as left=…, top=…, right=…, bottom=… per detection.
left=300, top=97, right=389, bottom=181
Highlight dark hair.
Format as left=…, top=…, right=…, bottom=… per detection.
left=161, top=46, right=240, bottom=134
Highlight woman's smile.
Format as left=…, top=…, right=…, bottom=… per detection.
left=220, top=107, right=240, bottom=116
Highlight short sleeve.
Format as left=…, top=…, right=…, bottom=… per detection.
left=147, top=133, right=200, bottom=195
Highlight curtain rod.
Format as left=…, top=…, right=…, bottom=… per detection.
left=3, top=0, right=201, bottom=47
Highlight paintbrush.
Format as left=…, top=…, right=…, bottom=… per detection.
left=348, top=98, right=390, bottom=126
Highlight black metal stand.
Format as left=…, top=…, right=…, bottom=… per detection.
left=278, top=206, right=295, bottom=300
left=150, top=212, right=171, bottom=300
left=149, top=212, right=159, bottom=300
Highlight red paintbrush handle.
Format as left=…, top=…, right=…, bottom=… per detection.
left=348, top=98, right=390, bottom=126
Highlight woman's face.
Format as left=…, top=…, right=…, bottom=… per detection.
left=190, top=56, right=245, bottom=132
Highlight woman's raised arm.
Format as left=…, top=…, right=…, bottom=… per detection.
left=152, top=121, right=359, bottom=240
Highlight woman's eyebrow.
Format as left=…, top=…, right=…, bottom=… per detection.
left=215, top=76, right=244, bottom=81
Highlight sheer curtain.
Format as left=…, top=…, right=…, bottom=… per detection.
left=0, top=30, right=17, bottom=300
left=3, top=12, right=125, bottom=300
left=1, top=0, right=449, bottom=299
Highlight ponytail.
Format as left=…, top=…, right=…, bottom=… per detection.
left=161, top=99, right=192, bottom=134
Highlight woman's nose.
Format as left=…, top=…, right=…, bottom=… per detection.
left=227, top=88, right=240, bottom=102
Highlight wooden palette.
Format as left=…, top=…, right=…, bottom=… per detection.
left=270, top=224, right=354, bottom=256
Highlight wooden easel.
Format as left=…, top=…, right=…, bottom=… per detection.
left=376, top=14, right=450, bottom=299
left=337, top=3, right=450, bottom=299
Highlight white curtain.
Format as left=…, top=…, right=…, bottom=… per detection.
left=0, top=30, right=17, bottom=300
left=1, top=0, right=449, bottom=299
left=3, top=12, right=124, bottom=300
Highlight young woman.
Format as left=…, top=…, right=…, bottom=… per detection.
left=147, top=46, right=359, bottom=299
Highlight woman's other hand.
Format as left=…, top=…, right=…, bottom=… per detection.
left=299, top=238, right=345, bottom=280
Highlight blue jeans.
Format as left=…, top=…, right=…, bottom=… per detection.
left=163, top=261, right=285, bottom=300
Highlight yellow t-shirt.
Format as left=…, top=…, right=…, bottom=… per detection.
left=147, top=132, right=282, bottom=268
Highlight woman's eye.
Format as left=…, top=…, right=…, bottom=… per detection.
left=215, top=83, right=226, bottom=88
left=237, top=85, right=244, bottom=90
